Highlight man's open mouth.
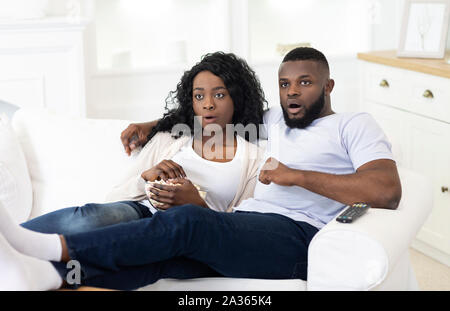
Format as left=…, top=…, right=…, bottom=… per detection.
left=287, top=103, right=303, bottom=115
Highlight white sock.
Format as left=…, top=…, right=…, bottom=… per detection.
left=0, top=234, right=63, bottom=290
left=0, top=202, right=62, bottom=262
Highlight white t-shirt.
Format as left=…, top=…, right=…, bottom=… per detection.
left=234, top=106, right=394, bottom=229
left=141, top=136, right=243, bottom=213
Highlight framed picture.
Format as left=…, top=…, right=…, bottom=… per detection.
left=397, top=0, right=450, bottom=58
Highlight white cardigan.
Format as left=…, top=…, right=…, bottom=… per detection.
left=106, top=132, right=264, bottom=211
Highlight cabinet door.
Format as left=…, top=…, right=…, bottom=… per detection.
left=365, top=102, right=410, bottom=167
left=409, top=115, right=450, bottom=255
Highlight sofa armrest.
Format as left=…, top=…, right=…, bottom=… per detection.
left=307, top=167, right=433, bottom=290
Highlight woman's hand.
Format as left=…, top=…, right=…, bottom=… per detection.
left=147, top=178, right=208, bottom=210
left=141, top=160, right=187, bottom=182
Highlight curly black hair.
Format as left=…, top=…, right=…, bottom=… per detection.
left=148, top=52, right=267, bottom=142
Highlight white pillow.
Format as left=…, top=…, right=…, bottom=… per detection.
left=0, top=113, right=33, bottom=223
left=11, top=108, right=136, bottom=218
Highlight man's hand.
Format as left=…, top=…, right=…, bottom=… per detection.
left=258, top=157, right=296, bottom=186
left=121, top=121, right=156, bottom=156
left=141, top=160, right=187, bottom=182
left=260, top=158, right=401, bottom=210
left=147, top=178, right=208, bottom=210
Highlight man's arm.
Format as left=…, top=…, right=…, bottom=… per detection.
left=259, top=158, right=402, bottom=209
left=121, top=120, right=159, bottom=156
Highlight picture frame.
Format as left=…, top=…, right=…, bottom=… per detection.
left=397, top=0, right=450, bottom=59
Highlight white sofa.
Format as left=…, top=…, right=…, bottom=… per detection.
left=0, top=108, right=433, bottom=291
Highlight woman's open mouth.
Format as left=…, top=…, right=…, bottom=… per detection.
left=203, top=116, right=218, bottom=124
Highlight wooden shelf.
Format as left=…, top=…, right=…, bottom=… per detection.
left=357, top=50, right=450, bottom=79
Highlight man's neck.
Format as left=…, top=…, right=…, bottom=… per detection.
left=318, top=102, right=334, bottom=119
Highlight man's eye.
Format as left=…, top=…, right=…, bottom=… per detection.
left=300, top=81, right=311, bottom=86
left=280, top=82, right=288, bottom=88
left=194, top=94, right=204, bottom=100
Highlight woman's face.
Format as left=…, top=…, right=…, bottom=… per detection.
left=192, top=70, right=234, bottom=130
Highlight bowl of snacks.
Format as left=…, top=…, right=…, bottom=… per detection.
left=145, top=179, right=206, bottom=210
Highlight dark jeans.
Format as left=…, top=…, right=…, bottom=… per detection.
left=44, top=204, right=318, bottom=290
left=21, top=201, right=222, bottom=289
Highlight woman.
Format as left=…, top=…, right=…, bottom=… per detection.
left=0, top=51, right=267, bottom=290
left=21, top=51, right=267, bottom=235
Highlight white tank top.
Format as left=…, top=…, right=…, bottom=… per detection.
left=141, top=136, right=243, bottom=213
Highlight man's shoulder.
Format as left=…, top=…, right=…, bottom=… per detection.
left=333, top=111, right=373, bottom=122
left=332, top=112, right=377, bottom=131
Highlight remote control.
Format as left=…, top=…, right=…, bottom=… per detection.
left=336, top=203, right=370, bottom=223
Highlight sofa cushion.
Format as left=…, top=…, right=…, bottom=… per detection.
left=0, top=113, right=33, bottom=223
left=11, top=108, right=138, bottom=219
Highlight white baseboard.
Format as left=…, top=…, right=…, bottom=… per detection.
left=411, top=239, right=450, bottom=267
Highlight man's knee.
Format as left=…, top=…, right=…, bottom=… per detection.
left=151, top=205, right=216, bottom=248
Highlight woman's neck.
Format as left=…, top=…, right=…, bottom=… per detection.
left=192, top=130, right=237, bottom=163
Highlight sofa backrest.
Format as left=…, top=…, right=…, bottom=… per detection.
left=12, top=108, right=139, bottom=219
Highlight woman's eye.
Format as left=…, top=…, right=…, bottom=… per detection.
left=194, top=94, right=204, bottom=100
left=215, top=93, right=225, bottom=99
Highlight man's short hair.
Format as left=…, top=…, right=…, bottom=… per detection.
left=282, top=47, right=329, bottom=72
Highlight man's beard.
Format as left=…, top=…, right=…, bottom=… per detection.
left=282, top=89, right=325, bottom=129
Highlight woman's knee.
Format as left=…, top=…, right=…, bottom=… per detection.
left=72, top=202, right=141, bottom=230
left=21, top=206, right=80, bottom=234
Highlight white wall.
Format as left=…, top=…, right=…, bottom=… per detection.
left=1, top=0, right=446, bottom=122
left=83, top=0, right=416, bottom=122
left=86, top=68, right=185, bottom=121
left=247, top=0, right=372, bottom=61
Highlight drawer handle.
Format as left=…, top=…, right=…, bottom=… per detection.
left=442, top=186, right=449, bottom=193
left=379, top=79, right=389, bottom=88
left=423, top=90, right=434, bottom=99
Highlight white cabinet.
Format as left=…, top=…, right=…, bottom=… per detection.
left=409, top=117, right=450, bottom=256
left=359, top=56, right=450, bottom=265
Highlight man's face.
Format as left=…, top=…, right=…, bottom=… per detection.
left=278, top=60, right=331, bottom=129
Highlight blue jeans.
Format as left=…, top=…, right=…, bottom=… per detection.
left=21, top=201, right=152, bottom=235
left=21, top=201, right=221, bottom=289
left=52, top=204, right=318, bottom=290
